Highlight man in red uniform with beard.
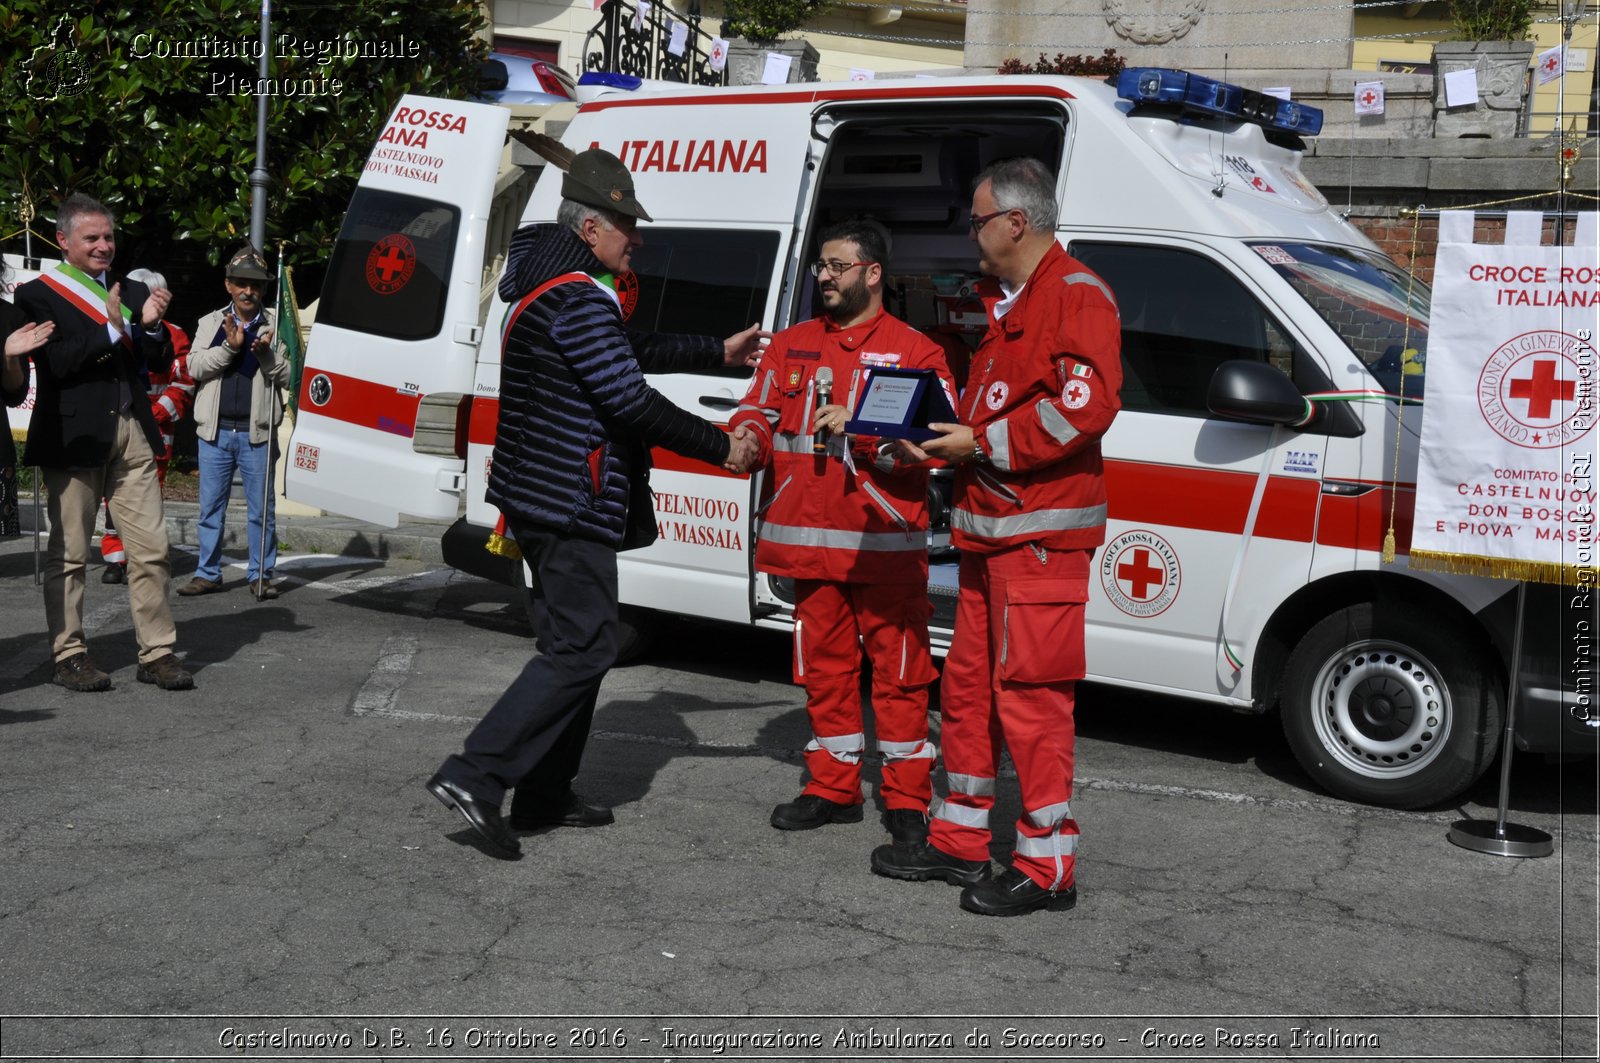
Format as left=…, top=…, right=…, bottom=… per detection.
left=871, top=158, right=1121, bottom=916
left=729, top=217, right=955, bottom=851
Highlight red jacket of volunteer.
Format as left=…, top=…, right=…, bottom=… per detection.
left=955, top=241, right=1122, bottom=554
left=730, top=310, right=954, bottom=585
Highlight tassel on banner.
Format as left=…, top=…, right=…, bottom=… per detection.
left=1381, top=528, right=1396, bottom=564
left=1408, top=549, right=1593, bottom=586
left=485, top=513, right=522, bottom=561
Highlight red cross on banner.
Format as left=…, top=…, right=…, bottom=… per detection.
left=1507, top=359, right=1577, bottom=419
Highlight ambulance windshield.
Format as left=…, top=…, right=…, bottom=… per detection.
left=1251, top=242, right=1430, bottom=399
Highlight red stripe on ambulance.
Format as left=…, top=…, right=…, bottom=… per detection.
left=299, top=368, right=422, bottom=439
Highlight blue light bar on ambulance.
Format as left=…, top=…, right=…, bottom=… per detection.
left=578, top=71, right=643, bottom=91
left=1117, top=67, right=1323, bottom=137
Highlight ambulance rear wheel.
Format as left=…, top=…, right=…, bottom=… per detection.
left=513, top=561, right=656, bottom=665
left=1280, top=603, right=1502, bottom=809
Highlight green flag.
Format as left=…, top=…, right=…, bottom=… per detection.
left=276, top=254, right=306, bottom=417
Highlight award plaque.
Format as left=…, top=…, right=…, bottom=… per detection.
left=844, top=367, right=955, bottom=442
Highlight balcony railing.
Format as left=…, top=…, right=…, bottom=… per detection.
left=582, top=0, right=729, bottom=87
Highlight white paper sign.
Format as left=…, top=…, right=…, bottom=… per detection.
left=761, top=52, right=792, bottom=85
left=630, top=0, right=649, bottom=33
left=1263, top=86, right=1292, bottom=100
left=848, top=67, right=875, bottom=81
left=1410, top=210, right=1599, bottom=584
left=1444, top=67, right=1480, bottom=107
left=708, top=37, right=728, bottom=72
left=668, top=19, right=688, bottom=56
left=1537, top=45, right=1565, bottom=84
left=1354, top=80, right=1385, bottom=116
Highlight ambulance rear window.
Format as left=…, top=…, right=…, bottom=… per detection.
left=318, top=189, right=461, bottom=341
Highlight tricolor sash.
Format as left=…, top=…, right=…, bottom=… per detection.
left=40, top=263, right=136, bottom=347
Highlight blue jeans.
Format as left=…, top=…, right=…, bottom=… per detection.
left=195, top=428, right=276, bottom=583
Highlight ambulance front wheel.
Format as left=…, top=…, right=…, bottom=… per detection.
left=1280, top=603, right=1503, bottom=810
left=514, top=560, right=657, bottom=664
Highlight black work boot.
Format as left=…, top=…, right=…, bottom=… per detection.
left=770, top=794, right=863, bottom=831
left=870, top=840, right=992, bottom=887
left=960, top=867, right=1078, bottom=916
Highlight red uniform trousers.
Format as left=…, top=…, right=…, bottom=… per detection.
left=794, top=579, right=937, bottom=811
left=929, top=544, right=1090, bottom=892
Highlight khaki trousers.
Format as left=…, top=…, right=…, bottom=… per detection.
left=43, top=412, right=177, bottom=665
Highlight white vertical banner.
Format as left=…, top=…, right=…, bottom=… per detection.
left=1411, top=211, right=1600, bottom=584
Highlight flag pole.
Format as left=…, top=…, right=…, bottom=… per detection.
left=249, top=0, right=270, bottom=250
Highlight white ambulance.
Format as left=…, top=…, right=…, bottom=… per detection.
left=286, top=69, right=1590, bottom=810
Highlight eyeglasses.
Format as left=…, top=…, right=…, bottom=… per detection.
left=810, top=259, right=870, bottom=278
left=968, top=208, right=1015, bottom=234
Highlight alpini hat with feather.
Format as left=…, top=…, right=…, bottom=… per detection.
left=561, top=148, right=653, bottom=222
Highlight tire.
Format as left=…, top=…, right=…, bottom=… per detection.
left=1280, top=602, right=1503, bottom=809
left=512, top=560, right=656, bottom=665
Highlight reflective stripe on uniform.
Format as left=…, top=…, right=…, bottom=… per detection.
left=953, top=503, right=1107, bottom=539
left=859, top=479, right=911, bottom=532
left=931, top=796, right=989, bottom=829
left=1065, top=270, right=1116, bottom=306
left=946, top=772, right=996, bottom=796
left=985, top=420, right=1012, bottom=472
left=877, top=738, right=936, bottom=762
left=1038, top=398, right=1079, bottom=447
left=760, top=522, right=926, bottom=552
left=737, top=403, right=778, bottom=438
left=1026, top=800, right=1073, bottom=829
left=772, top=432, right=817, bottom=454
left=805, top=731, right=865, bottom=764
left=1015, top=831, right=1079, bottom=858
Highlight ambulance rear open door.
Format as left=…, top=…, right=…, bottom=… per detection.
left=287, top=96, right=511, bottom=526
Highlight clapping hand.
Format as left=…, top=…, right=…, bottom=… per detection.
left=4, top=320, right=53, bottom=358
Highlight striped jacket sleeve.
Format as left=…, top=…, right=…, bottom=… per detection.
left=551, top=291, right=730, bottom=466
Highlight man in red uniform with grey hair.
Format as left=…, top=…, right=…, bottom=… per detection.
left=871, top=157, right=1121, bottom=917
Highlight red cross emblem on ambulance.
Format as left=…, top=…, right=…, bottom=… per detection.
left=1100, top=530, right=1182, bottom=618
left=365, top=234, right=417, bottom=296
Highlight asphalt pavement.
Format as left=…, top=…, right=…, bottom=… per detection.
left=1, top=493, right=1596, bottom=1062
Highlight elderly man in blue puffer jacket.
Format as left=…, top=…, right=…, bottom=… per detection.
left=426, top=148, right=767, bottom=859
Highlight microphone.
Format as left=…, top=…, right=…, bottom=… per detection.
left=812, top=366, right=834, bottom=454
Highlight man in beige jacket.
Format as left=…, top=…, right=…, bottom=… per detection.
left=177, top=246, right=288, bottom=601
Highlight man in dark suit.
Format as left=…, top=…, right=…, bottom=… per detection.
left=17, top=193, right=194, bottom=692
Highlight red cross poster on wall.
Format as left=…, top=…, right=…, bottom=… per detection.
left=1411, top=210, right=1599, bottom=584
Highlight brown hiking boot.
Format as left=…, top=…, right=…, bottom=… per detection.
left=176, top=577, right=223, bottom=596
left=136, top=653, right=194, bottom=691
left=53, top=653, right=112, bottom=692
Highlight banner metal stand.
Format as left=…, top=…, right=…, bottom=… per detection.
left=1447, top=582, right=1555, bottom=858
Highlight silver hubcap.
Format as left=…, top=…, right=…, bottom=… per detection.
left=1310, top=638, right=1451, bottom=780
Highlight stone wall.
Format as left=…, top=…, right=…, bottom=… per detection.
left=1301, top=137, right=1598, bottom=278
left=966, top=0, right=1352, bottom=80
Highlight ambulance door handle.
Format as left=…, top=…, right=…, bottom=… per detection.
left=699, top=395, right=739, bottom=410
left=454, top=323, right=482, bottom=345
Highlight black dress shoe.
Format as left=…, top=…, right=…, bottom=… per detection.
left=509, top=791, right=614, bottom=830
left=770, top=793, right=864, bottom=831
left=426, top=774, right=520, bottom=857
left=101, top=562, right=127, bottom=585
left=870, top=840, right=992, bottom=887
left=959, top=867, right=1077, bottom=917
left=883, top=808, right=929, bottom=845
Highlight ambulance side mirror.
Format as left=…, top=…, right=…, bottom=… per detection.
left=1207, top=360, right=1309, bottom=427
